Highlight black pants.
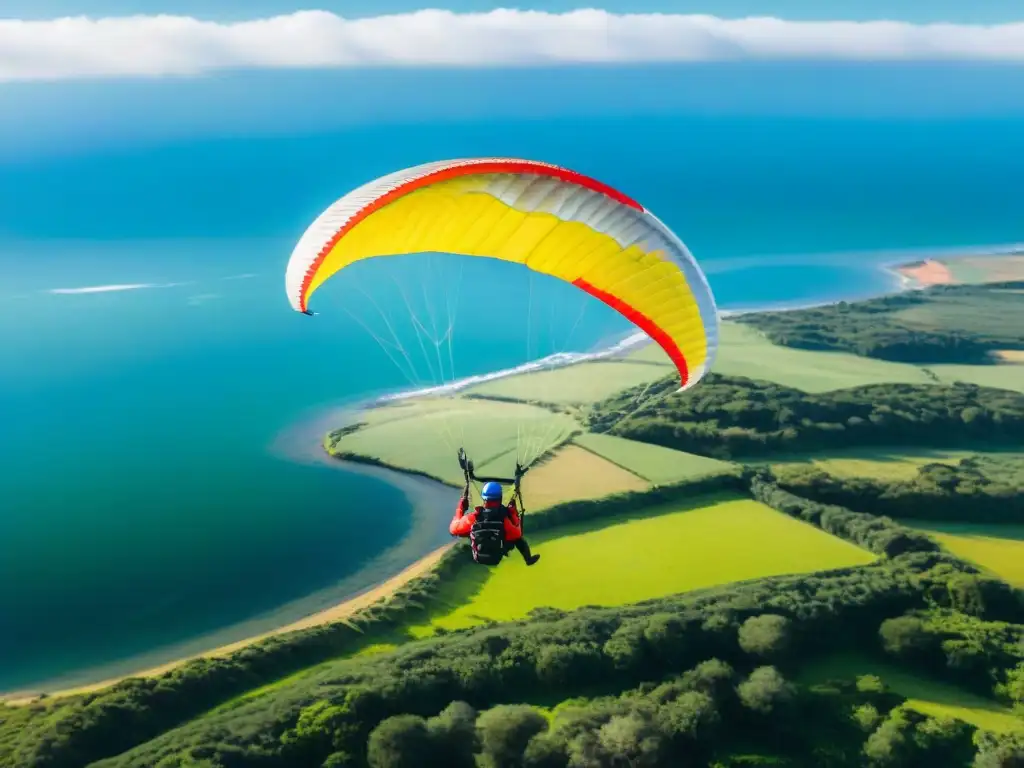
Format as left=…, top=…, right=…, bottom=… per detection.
left=505, top=537, right=534, bottom=562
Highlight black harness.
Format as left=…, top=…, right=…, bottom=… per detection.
left=469, top=504, right=508, bottom=566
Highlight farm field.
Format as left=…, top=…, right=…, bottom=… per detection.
left=409, top=495, right=876, bottom=636
left=328, top=396, right=579, bottom=485
left=905, top=522, right=1024, bottom=587
left=766, top=447, right=981, bottom=481
left=944, top=254, right=1024, bottom=285
left=573, top=432, right=735, bottom=485
left=927, top=363, right=1024, bottom=393
left=628, top=322, right=933, bottom=392
left=801, top=653, right=1024, bottom=733
left=465, top=360, right=671, bottom=404
left=521, top=444, right=649, bottom=511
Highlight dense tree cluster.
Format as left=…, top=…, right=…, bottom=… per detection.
left=587, top=373, right=1024, bottom=459
left=878, top=609, right=1024, bottom=701
left=5, top=557, right=927, bottom=768
left=735, top=282, right=1024, bottom=363
left=352, top=660, right=977, bottom=768
left=774, top=457, right=1024, bottom=524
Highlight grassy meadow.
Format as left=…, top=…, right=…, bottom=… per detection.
left=629, top=322, right=933, bottom=392
left=573, top=432, right=736, bottom=485
left=937, top=254, right=1024, bottom=285
left=520, top=444, right=650, bottom=510
left=328, top=396, right=579, bottom=485
left=801, top=653, right=1024, bottom=733
left=928, top=363, right=1024, bottom=393
left=906, top=522, right=1024, bottom=587
left=408, top=495, right=876, bottom=637
left=766, top=447, right=981, bottom=481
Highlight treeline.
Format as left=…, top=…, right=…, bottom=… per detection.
left=96, top=556, right=1024, bottom=768
left=774, top=459, right=1024, bottom=524
left=587, top=373, right=1024, bottom=459
left=97, top=563, right=927, bottom=767
left=734, top=281, right=1024, bottom=364
left=356, top=662, right=974, bottom=768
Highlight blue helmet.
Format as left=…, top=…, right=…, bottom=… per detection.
left=481, top=482, right=503, bottom=502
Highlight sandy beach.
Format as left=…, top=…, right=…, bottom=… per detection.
left=895, top=258, right=956, bottom=288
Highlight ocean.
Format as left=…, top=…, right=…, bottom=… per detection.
left=2, top=112, right=1023, bottom=692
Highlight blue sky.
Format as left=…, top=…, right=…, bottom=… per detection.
left=7, top=0, right=1022, bottom=23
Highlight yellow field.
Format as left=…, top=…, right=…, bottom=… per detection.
left=629, top=322, right=933, bottom=393
left=465, top=360, right=672, bottom=404
left=329, top=396, right=579, bottom=485
left=906, top=522, right=1024, bottom=587
left=573, top=432, right=736, bottom=485
left=410, top=495, right=876, bottom=636
left=802, top=654, right=1023, bottom=733
left=521, top=444, right=649, bottom=511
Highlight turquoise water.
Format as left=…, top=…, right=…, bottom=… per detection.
left=1, top=113, right=1023, bottom=691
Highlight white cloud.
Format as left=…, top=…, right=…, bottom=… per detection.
left=1, top=10, right=1023, bottom=82
left=222, top=273, right=257, bottom=280
left=46, top=282, right=183, bottom=294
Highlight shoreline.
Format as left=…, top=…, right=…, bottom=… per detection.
left=6, top=246, right=1018, bottom=703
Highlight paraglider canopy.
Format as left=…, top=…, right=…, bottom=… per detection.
left=285, top=157, right=719, bottom=392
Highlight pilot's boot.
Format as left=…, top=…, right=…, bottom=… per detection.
left=515, top=538, right=541, bottom=566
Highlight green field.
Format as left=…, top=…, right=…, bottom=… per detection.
left=939, top=255, right=1024, bottom=285
left=801, top=654, right=1024, bottom=733
left=893, top=286, right=1024, bottom=341
left=906, top=522, right=1024, bottom=587
left=573, top=432, right=735, bottom=485
left=767, top=448, right=981, bottom=481
left=928, top=363, right=1024, bottom=393
left=329, top=397, right=579, bottom=485
left=629, top=322, right=933, bottom=392
left=410, top=495, right=876, bottom=636
left=465, top=360, right=672, bottom=404
left=521, top=444, right=650, bottom=511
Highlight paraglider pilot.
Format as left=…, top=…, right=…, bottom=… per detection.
left=449, top=451, right=540, bottom=567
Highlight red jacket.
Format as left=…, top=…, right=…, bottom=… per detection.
left=450, top=497, right=522, bottom=542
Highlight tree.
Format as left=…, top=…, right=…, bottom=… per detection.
left=879, top=616, right=933, bottom=658
left=852, top=704, right=882, bottom=733
left=476, top=705, right=549, bottom=768
left=997, top=662, right=1024, bottom=709
left=738, top=614, right=792, bottom=660
left=366, top=715, right=435, bottom=768
left=522, top=733, right=568, bottom=768
left=597, top=712, right=666, bottom=767
left=736, top=666, right=795, bottom=715
left=973, top=730, right=1024, bottom=768
left=426, top=701, right=478, bottom=768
